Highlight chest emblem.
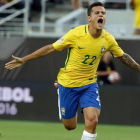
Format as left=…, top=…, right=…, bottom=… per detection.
left=101, top=46, right=106, bottom=53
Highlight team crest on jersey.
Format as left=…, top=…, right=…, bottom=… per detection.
left=101, top=46, right=106, bottom=53
left=56, top=37, right=65, bottom=44
left=61, top=107, right=66, bottom=115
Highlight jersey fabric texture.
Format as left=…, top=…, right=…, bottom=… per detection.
left=53, top=25, right=124, bottom=87
left=58, top=82, right=100, bottom=119
left=97, top=59, right=115, bottom=85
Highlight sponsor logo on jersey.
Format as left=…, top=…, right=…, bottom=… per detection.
left=56, top=37, right=65, bottom=44
left=61, top=107, right=66, bottom=115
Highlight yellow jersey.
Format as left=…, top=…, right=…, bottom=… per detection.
left=53, top=25, right=124, bottom=87
left=134, top=0, right=140, bottom=27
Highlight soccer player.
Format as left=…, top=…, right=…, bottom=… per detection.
left=5, top=2, right=140, bottom=140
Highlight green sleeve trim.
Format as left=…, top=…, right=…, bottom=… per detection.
left=85, top=25, right=87, bottom=33
left=58, top=68, right=61, bottom=74
left=65, top=48, right=71, bottom=69
left=110, top=52, right=114, bottom=58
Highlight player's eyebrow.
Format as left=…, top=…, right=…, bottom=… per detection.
left=101, top=11, right=106, bottom=14
left=94, top=10, right=106, bottom=14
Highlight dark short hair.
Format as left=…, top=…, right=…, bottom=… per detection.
left=87, top=2, right=104, bottom=16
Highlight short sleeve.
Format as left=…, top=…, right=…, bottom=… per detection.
left=108, top=35, right=124, bottom=58
left=53, top=29, right=76, bottom=51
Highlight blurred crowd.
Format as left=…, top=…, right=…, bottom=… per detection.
left=0, top=0, right=25, bottom=10
left=0, top=0, right=25, bottom=18
left=0, top=0, right=134, bottom=11
left=0, top=0, right=140, bottom=35
left=72, top=0, right=128, bottom=9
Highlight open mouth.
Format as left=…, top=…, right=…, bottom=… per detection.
left=98, top=19, right=103, bottom=26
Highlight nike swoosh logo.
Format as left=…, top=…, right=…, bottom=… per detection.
left=78, top=47, right=85, bottom=49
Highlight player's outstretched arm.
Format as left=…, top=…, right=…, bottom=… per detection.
left=118, top=53, right=140, bottom=73
left=5, top=44, right=56, bottom=70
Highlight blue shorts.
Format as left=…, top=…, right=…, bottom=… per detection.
left=57, top=83, right=101, bottom=119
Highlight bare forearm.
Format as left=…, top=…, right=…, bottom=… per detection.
left=22, top=44, right=55, bottom=62
left=97, top=71, right=111, bottom=76
left=119, top=53, right=140, bottom=73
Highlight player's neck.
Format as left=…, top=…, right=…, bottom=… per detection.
left=88, top=24, right=102, bottom=38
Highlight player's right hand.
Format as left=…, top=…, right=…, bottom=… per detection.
left=5, top=55, right=25, bottom=70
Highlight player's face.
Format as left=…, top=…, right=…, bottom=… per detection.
left=88, top=6, right=106, bottom=30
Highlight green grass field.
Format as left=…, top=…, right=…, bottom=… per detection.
left=0, top=120, right=140, bottom=140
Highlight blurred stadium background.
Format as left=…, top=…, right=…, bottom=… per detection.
left=0, top=0, right=140, bottom=140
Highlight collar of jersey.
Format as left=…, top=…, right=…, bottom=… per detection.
left=85, top=24, right=104, bottom=38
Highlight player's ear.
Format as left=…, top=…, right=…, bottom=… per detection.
left=87, top=16, right=91, bottom=22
